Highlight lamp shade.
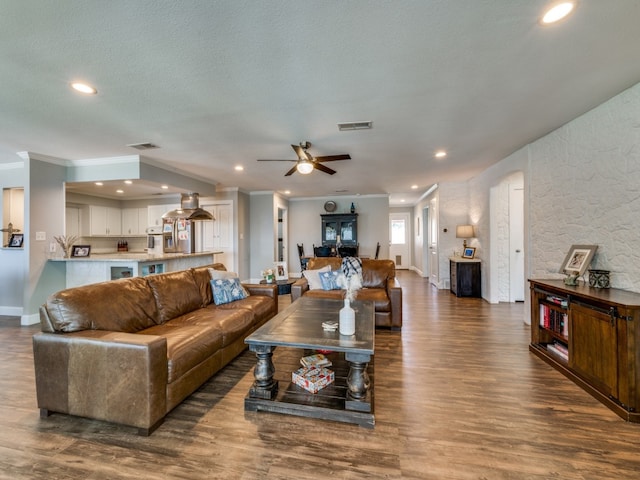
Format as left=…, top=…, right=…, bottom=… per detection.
left=296, top=160, right=314, bottom=174
left=456, top=225, right=475, bottom=239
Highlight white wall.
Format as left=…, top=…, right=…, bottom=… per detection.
left=528, top=82, right=640, bottom=291
left=288, top=195, right=389, bottom=275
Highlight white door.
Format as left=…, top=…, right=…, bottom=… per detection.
left=509, top=186, right=525, bottom=301
left=389, top=212, right=410, bottom=269
left=429, top=198, right=439, bottom=286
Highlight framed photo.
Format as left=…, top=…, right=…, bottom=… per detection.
left=71, top=245, right=91, bottom=257
left=8, top=233, right=23, bottom=247
left=462, top=247, right=476, bottom=259
left=560, top=245, right=597, bottom=276
left=274, top=261, right=287, bottom=280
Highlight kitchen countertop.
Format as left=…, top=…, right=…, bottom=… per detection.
left=49, top=251, right=221, bottom=262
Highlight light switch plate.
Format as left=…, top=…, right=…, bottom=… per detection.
left=35, top=231, right=46, bottom=241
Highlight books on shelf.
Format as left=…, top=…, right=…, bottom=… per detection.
left=547, top=342, right=569, bottom=362
left=539, top=304, right=569, bottom=337
left=300, top=353, right=332, bottom=368
left=546, top=295, right=568, bottom=308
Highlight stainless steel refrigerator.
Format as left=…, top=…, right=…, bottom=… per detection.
left=162, top=217, right=195, bottom=253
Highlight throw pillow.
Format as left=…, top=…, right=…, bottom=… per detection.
left=302, top=265, right=331, bottom=290
left=341, top=256, right=363, bottom=283
left=209, top=268, right=249, bottom=297
left=319, top=271, right=344, bottom=291
left=210, top=278, right=247, bottom=305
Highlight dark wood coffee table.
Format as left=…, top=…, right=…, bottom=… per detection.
left=244, top=297, right=375, bottom=428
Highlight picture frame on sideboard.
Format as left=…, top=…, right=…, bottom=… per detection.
left=462, top=247, right=476, bottom=259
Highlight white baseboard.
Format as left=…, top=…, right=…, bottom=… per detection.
left=21, top=313, right=39, bottom=326
left=0, top=306, right=22, bottom=317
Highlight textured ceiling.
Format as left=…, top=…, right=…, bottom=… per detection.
left=1, top=1, right=640, bottom=205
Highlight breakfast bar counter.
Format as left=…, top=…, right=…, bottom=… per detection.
left=49, top=251, right=220, bottom=288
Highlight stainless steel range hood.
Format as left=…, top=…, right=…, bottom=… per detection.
left=162, top=193, right=214, bottom=220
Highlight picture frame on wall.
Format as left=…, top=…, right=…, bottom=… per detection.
left=71, top=245, right=92, bottom=257
left=462, top=247, right=476, bottom=259
left=274, top=261, right=287, bottom=280
left=560, top=244, right=597, bottom=276
left=8, top=233, right=23, bottom=247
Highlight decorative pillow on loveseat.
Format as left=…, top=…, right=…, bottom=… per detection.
left=211, top=278, right=247, bottom=305
left=319, top=270, right=344, bottom=290
left=302, top=265, right=331, bottom=290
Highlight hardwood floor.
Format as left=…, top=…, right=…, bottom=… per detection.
left=2, top=271, right=640, bottom=479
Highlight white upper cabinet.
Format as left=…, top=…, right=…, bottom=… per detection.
left=122, top=207, right=148, bottom=235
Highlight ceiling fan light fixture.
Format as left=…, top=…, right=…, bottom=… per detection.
left=296, top=160, right=314, bottom=175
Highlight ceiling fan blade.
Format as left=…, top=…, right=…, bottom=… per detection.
left=257, top=159, right=297, bottom=162
left=284, top=165, right=298, bottom=176
left=291, top=144, right=306, bottom=161
left=314, top=154, right=351, bottom=162
left=313, top=162, right=337, bottom=175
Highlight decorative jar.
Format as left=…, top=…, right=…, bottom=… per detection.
left=588, top=269, right=611, bottom=289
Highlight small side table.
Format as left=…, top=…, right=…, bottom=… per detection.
left=449, top=258, right=481, bottom=298
left=260, top=278, right=296, bottom=295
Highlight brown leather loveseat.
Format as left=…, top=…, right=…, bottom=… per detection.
left=291, top=258, right=402, bottom=330
left=32, top=264, right=277, bottom=435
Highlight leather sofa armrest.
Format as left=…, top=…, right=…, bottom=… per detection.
left=387, top=277, right=403, bottom=330
left=243, top=283, right=278, bottom=312
left=291, top=277, right=309, bottom=302
left=243, top=283, right=278, bottom=299
left=33, top=330, right=168, bottom=435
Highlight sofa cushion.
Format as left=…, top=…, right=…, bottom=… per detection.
left=361, top=259, right=395, bottom=289
left=146, top=270, right=204, bottom=324
left=211, top=278, right=247, bottom=305
left=43, top=277, right=158, bottom=333
left=138, top=319, right=224, bottom=384
left=355, top=288, right=391, bottom=312
left=200, top=304, right=256, bottom=347
left=217, top=295, right=275, bottom=325
left=303, top=265, right=331, bottom=290
left=191, top=264, right=226, bottom=306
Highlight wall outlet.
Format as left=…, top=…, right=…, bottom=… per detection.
left=36, top=231, right=46, bottom=241
left=49, top=243, right=56, bottom=253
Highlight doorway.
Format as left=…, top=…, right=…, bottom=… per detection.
left=489, top=172, right=524, bottom=303
left=389, top=212, right=410, bottom=269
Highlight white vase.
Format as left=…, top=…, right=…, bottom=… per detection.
left=339, top=299, right=355, bottom=335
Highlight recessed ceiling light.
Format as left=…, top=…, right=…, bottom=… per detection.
left=95, top=182, right=103, bottom=186
left=284, top=190, right=291, bottom=195
left=124, top=180, right=133, bottom=185
left=116, top=189, right=124, bottom=194
left=541, top=1, right=575, bottom=24
left=411, top=185, right=418, bottom=189
left=70, top=82, right=97, bottom=95
left=400, top=199, right=406, bottom=203
left=435, top=150, right=447, bottom=158
left=235, top=165, right=244, bottom=171
left=161, top=185, right=169, bottom=189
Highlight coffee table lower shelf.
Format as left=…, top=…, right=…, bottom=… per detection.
left=244, top=349, right=375, bottom=428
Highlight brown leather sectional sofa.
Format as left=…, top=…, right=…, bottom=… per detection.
left=291, top=258, right=402, bottom=330
left=32, top=264, right=277, bottom=435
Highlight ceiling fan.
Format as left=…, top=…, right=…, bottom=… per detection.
left=257, top=141, right=351, bottom=176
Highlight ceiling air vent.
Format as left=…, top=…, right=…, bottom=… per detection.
left=127, top=142, right=160, bottom=150
left=337, top=121, right=373, bottom=131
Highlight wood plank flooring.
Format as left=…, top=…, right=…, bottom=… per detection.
left=2, top=271, right=640, bottom=479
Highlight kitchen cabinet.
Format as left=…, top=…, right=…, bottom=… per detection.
left=81, top=205, right=122, bottom=236
left=198, top=203, right=232, bottom=267
left=122, top=207, right=148, bottom=235
left=147, top=204, right=178, bottom=228
left=65, top=207, right=81, bottom=238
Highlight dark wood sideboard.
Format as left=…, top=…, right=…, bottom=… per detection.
left=529, top=279, right=640, bottom=423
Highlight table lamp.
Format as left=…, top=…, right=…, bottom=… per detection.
left=456, top=225, right=475, bottom=249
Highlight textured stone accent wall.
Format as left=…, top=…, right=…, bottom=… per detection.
left=529, top=82, right=640, bottom=291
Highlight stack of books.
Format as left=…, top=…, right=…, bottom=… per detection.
left=292, top=354, right=335, bottom=393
